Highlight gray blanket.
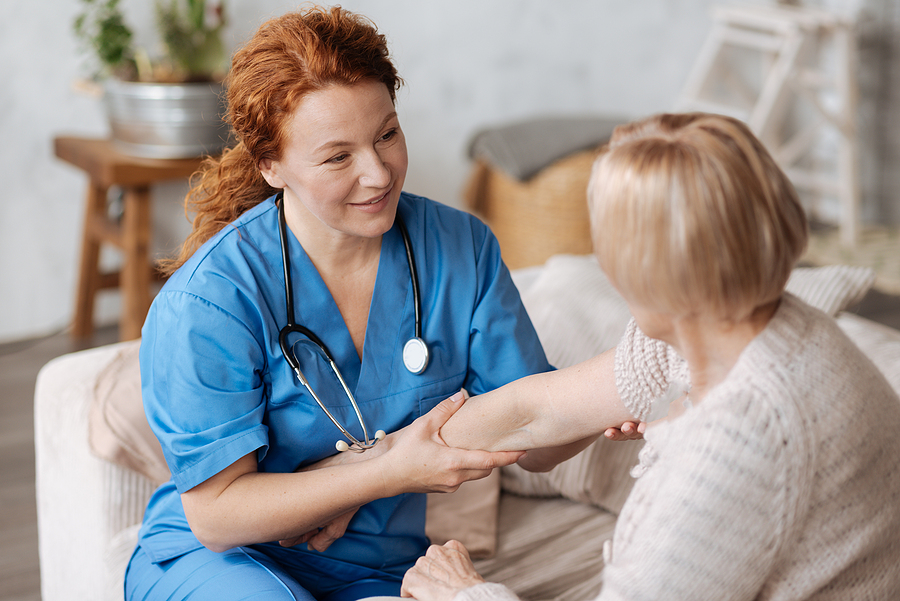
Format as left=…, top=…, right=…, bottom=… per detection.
left=467, top=115, right=628, bottom=181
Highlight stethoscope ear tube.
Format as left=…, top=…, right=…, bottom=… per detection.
left=395, top=214, right=429, bottom=374
left=395, top=215, right=423, bottom=340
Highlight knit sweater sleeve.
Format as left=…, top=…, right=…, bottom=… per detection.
left=614, top=318, right=690, bottom=421
left=599, top=388, right=794, bottom=601
left=454, top=583, right=522, bottom=601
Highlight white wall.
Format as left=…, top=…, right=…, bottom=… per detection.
left=0, top=0, right=887, bottom=343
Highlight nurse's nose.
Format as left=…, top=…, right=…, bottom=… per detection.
left=358, top=149, right=391, bottom=189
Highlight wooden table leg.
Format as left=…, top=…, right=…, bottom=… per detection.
left=119, top=185, right=153, bottom=340
left=72, top=183, right=108, bottom=339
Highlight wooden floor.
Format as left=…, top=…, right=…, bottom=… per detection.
left=1, top=290, right=899, bottom=601
left=1, top=325, right=118, bottom=601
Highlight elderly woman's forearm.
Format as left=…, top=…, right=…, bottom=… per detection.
left=441, top=350, right=632, bottom=452
left=439, top=374, right=550, bottom=451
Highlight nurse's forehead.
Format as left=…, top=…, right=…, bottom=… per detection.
left=287, top=82, right=398, bottom=145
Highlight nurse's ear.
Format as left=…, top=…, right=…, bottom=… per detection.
left=259, top=158, right=287, bottom=189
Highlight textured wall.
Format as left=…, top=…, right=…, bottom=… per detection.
left=0, top=0, right=889, bottom=342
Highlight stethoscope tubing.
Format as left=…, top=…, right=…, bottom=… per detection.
left=275, top=193, right=423, bottom=451
left=395, top=215, right=422, bottom=339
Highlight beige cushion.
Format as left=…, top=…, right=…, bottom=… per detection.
left=88, top=340, right=168, bottom=485
left=785, top=264, right=876, bottom=316
left=474, top=495, right=615, bottom=601
left=426, top=472, right=501, bottom=559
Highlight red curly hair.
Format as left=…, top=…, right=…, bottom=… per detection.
left=161, top=5, right=402, bottom=275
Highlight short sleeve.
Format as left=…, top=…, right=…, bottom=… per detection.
left=140, top=290, right=270, bottom=492
left=463, top=225, right=552, bottom=396
left=614, top=318, right=690, bottom=421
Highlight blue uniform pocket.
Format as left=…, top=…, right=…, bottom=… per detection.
left=412, top=376, right=466, bottom=419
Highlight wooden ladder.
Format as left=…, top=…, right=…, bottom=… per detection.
left=678, top=3, right=860, bottom=246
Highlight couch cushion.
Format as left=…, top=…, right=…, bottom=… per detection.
left=473, top=494, right=615, bottom=601
left=89, top=339, right=169, bottom=485
left=426, top=472, right=501, bottom=559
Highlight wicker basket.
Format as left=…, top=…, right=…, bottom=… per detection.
left=464, top=147, right=601, bottom=270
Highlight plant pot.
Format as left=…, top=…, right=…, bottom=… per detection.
left=104, top=80, right=229, bottom=159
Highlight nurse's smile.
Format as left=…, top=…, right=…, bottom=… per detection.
left=351, top=186, right=394, bottom=213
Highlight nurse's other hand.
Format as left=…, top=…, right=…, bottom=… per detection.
left=603, top=420, right=646, bottom=441
left=383, top=391, right=524, bottom=495
left=278, top=507, right=358, bottom=551
left=401, top=540, right=485, bottom=601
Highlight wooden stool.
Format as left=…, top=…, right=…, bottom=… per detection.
left=54, top=136, right=206, bottom=341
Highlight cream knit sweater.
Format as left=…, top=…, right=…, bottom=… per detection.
left=458, top=294, right=900, bottom=601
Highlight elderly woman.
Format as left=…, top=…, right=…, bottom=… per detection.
left=405, top=113, right=900, bottom=601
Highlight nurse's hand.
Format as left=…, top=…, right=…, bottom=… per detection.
left=278, top=507, right=357, bottom=551
left=401, top=540, right=485, bottom=601
left=382, top=391, right=525, bottom=494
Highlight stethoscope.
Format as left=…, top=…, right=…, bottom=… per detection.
left=276, top=193, right=429, bottom=452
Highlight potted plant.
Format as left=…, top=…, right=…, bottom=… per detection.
left=74, top=0, right=230, bottom=158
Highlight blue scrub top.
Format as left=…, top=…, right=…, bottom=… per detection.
left=137, top=192, right=551, bottom=576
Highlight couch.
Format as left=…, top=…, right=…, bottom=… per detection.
left=34, top=255, right=900, bottom=601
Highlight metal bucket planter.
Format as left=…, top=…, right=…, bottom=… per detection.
left=104, top=80, right=228, bottom=159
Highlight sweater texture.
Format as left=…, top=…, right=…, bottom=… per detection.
left=457, top=294, right=900, bottom=601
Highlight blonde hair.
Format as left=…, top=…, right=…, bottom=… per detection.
left=589, top=113, right=808, bottom=320
left=160, top=5, right=402, bottom=276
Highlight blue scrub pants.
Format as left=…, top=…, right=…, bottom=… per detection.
left=125, top=543, right=404, bottom=601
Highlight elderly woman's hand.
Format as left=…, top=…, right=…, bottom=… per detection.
left=603, top=420, right=646, bottom=441
left=401, top=540, right=485, bottom=601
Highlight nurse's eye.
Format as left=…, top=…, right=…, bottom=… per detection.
left=380, top=129, right=398, bottom=142
left=327, top=153, right=350, bottom=164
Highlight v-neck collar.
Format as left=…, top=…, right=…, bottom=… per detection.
left=284, top=220, right=411, bottom=398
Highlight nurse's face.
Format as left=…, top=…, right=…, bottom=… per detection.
left=259, top=79, right=408, bottom=242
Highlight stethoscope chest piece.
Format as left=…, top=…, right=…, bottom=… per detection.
left=403, top=336, right=429, bottom=375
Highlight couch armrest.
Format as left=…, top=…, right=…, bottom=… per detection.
left=34, top=341, right=157, bottom=601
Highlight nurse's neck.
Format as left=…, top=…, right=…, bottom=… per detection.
left=283, top=196, right=381, bottom=359
left=283, top=196, right=383, bottom=278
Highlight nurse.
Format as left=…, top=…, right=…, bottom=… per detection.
left=126, top=6, right=556, bottom=601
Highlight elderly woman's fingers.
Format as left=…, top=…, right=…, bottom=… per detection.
left=402, top=542, right=485, bottom=601
left=604, top=421, right=646, bottom=441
